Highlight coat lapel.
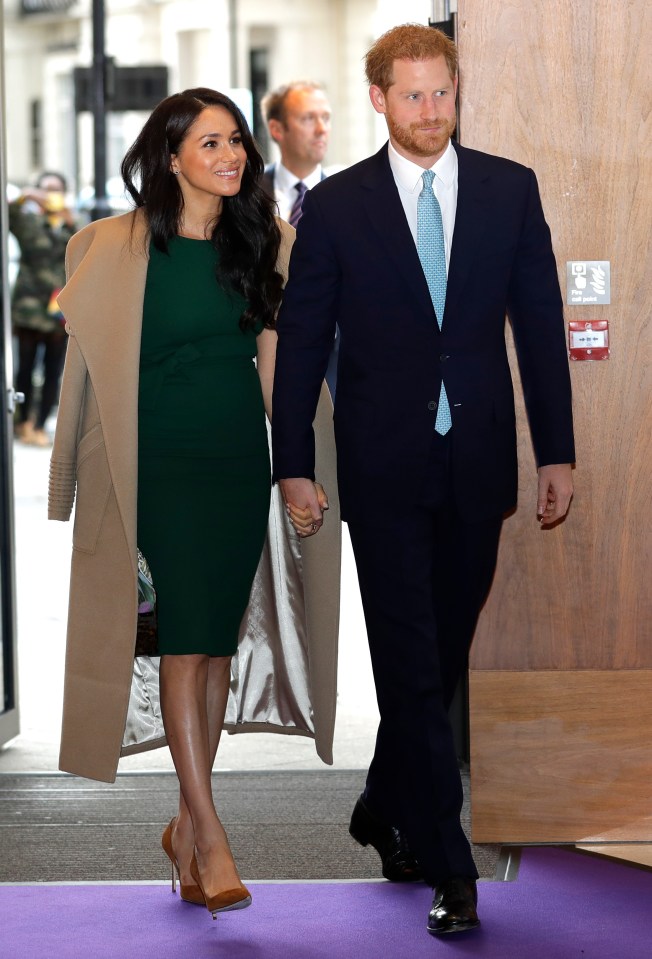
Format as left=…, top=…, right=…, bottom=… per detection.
left=57, top=210, right=149, bottom=552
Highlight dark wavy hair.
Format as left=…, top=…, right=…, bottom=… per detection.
left=121, top=87, right=283, bottom=331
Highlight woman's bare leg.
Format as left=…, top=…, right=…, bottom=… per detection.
left=172, top=656, right=229, bottom=879
left=160, top=653, right=242, bottom=894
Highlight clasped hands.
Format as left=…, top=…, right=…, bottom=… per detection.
left=279, top=478, right=329, bottom=538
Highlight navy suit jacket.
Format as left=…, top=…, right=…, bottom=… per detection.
left=261, top=163, right=338, bottom=397
left=272, top=142, right=574, bottom=522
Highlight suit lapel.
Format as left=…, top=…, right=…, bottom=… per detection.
left=361, top=146, right=437, bottom=323
left=445, top=142, right=492, bottom=321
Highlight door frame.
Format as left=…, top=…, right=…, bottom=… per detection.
left=0, top=7, right=21, bottom=749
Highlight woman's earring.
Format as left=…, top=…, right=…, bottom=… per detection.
left=171, top=169, right=180, bottom=176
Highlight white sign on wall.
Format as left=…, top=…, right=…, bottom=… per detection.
left=566, top=260, right=611, bottom=305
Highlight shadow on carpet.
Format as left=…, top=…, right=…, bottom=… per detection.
left=2, top=848, right=651, bottom=959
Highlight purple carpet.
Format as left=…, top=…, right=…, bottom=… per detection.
left=2, top=847, right=650, bottom=958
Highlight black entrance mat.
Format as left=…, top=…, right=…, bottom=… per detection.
left=0, top=769, right=501, bottom=882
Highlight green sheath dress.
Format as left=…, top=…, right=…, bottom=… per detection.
left=137, top=237, right=271, bottom=656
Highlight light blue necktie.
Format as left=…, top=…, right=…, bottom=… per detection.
left=417, top=169, right=452, bottom=435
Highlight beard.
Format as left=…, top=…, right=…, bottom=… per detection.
left=386, top=112, right=457, bottom=160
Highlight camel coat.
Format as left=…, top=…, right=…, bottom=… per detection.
left=48, top=209, right=340, bottom=783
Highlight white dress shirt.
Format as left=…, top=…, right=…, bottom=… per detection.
left=388, top=139, right=458, bottom=270
left=273, top=162, right=324, bottom=222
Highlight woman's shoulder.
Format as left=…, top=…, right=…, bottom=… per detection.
left=66, top=209, right=148, bottom=273
left=275, top=216, right=295, bottom=281
left=275, top=216, right=295, bottom=245
left=70, top=208, right=142, bottom=250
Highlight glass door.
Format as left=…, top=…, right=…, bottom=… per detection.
left=0, top=6, right=20, bottom=749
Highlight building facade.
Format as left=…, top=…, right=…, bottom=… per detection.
left=3, top=0, right=443, bottom=199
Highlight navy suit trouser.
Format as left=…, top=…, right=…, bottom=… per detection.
left=346, top=430, right=502, bottom=885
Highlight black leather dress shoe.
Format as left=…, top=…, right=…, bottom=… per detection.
left=427, top=877, right=480, bottom=936
left=349, top=795, right=422, bottom=882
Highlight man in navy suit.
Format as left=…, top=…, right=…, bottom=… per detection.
left=272, top=24, right=574, bottom=937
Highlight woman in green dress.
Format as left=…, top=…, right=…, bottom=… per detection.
left=119, top=88, right=289, bottom=917
left=50, top=85, right=338, bottom=914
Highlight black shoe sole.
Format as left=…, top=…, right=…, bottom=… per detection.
left=427, top=919, right=481, bottom=936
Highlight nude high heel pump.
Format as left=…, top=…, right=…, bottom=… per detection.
left=189, top=852, right=252, bottom=919
left=161, top=819, right=205, bottom=906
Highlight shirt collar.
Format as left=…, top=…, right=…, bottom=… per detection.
left=388, top=138, right=457, bottom=193
left=276, top=161, right=323, bottom=192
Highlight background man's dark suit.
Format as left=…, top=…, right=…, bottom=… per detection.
left=259, top=164, right=280, bottom=201
left=260, top=163, right=327, bottom=206
left=272, top=139, right=574, bottom=884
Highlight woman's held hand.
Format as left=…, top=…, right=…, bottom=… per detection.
left=280, top=478, right=328, bottom=537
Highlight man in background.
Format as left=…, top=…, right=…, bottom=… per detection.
left=260, top=81, right=338, bottom=396
left=10, top=171, right=77, bottom=446
left=260, top=81, right=331, bottom=224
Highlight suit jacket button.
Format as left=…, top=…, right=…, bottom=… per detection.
left=440, top=353, right=450, bottom=362
left=427, top=400, right=438, bottom=411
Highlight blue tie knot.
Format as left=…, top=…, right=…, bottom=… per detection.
left=421, top=169, right=435, bottom=191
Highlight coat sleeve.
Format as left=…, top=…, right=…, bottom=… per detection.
left=47, top=226, right=97, bottom=521
left=47, top=333, right=88, bottom=521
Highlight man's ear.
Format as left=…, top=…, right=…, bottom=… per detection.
left=267, top=118, right=284, bottom=145
left=369, top=85, right=387, bottom=116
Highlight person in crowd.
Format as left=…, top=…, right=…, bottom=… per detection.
left=48, top=88, right=336, bottom=920
left=272, top=24, right=574, bottom=937
left=259, top=81, right=339, bottom=396
left=6, top=183, right=21, bottom=292
left=259, top=80, right=331, bottom=223
left=10, top=171, right=77, bottom=446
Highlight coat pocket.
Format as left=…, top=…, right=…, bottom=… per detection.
left=72, top=425, right=113, bottom=554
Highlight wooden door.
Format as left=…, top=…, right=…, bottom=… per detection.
left=458, top=0, right=652, bottom=843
